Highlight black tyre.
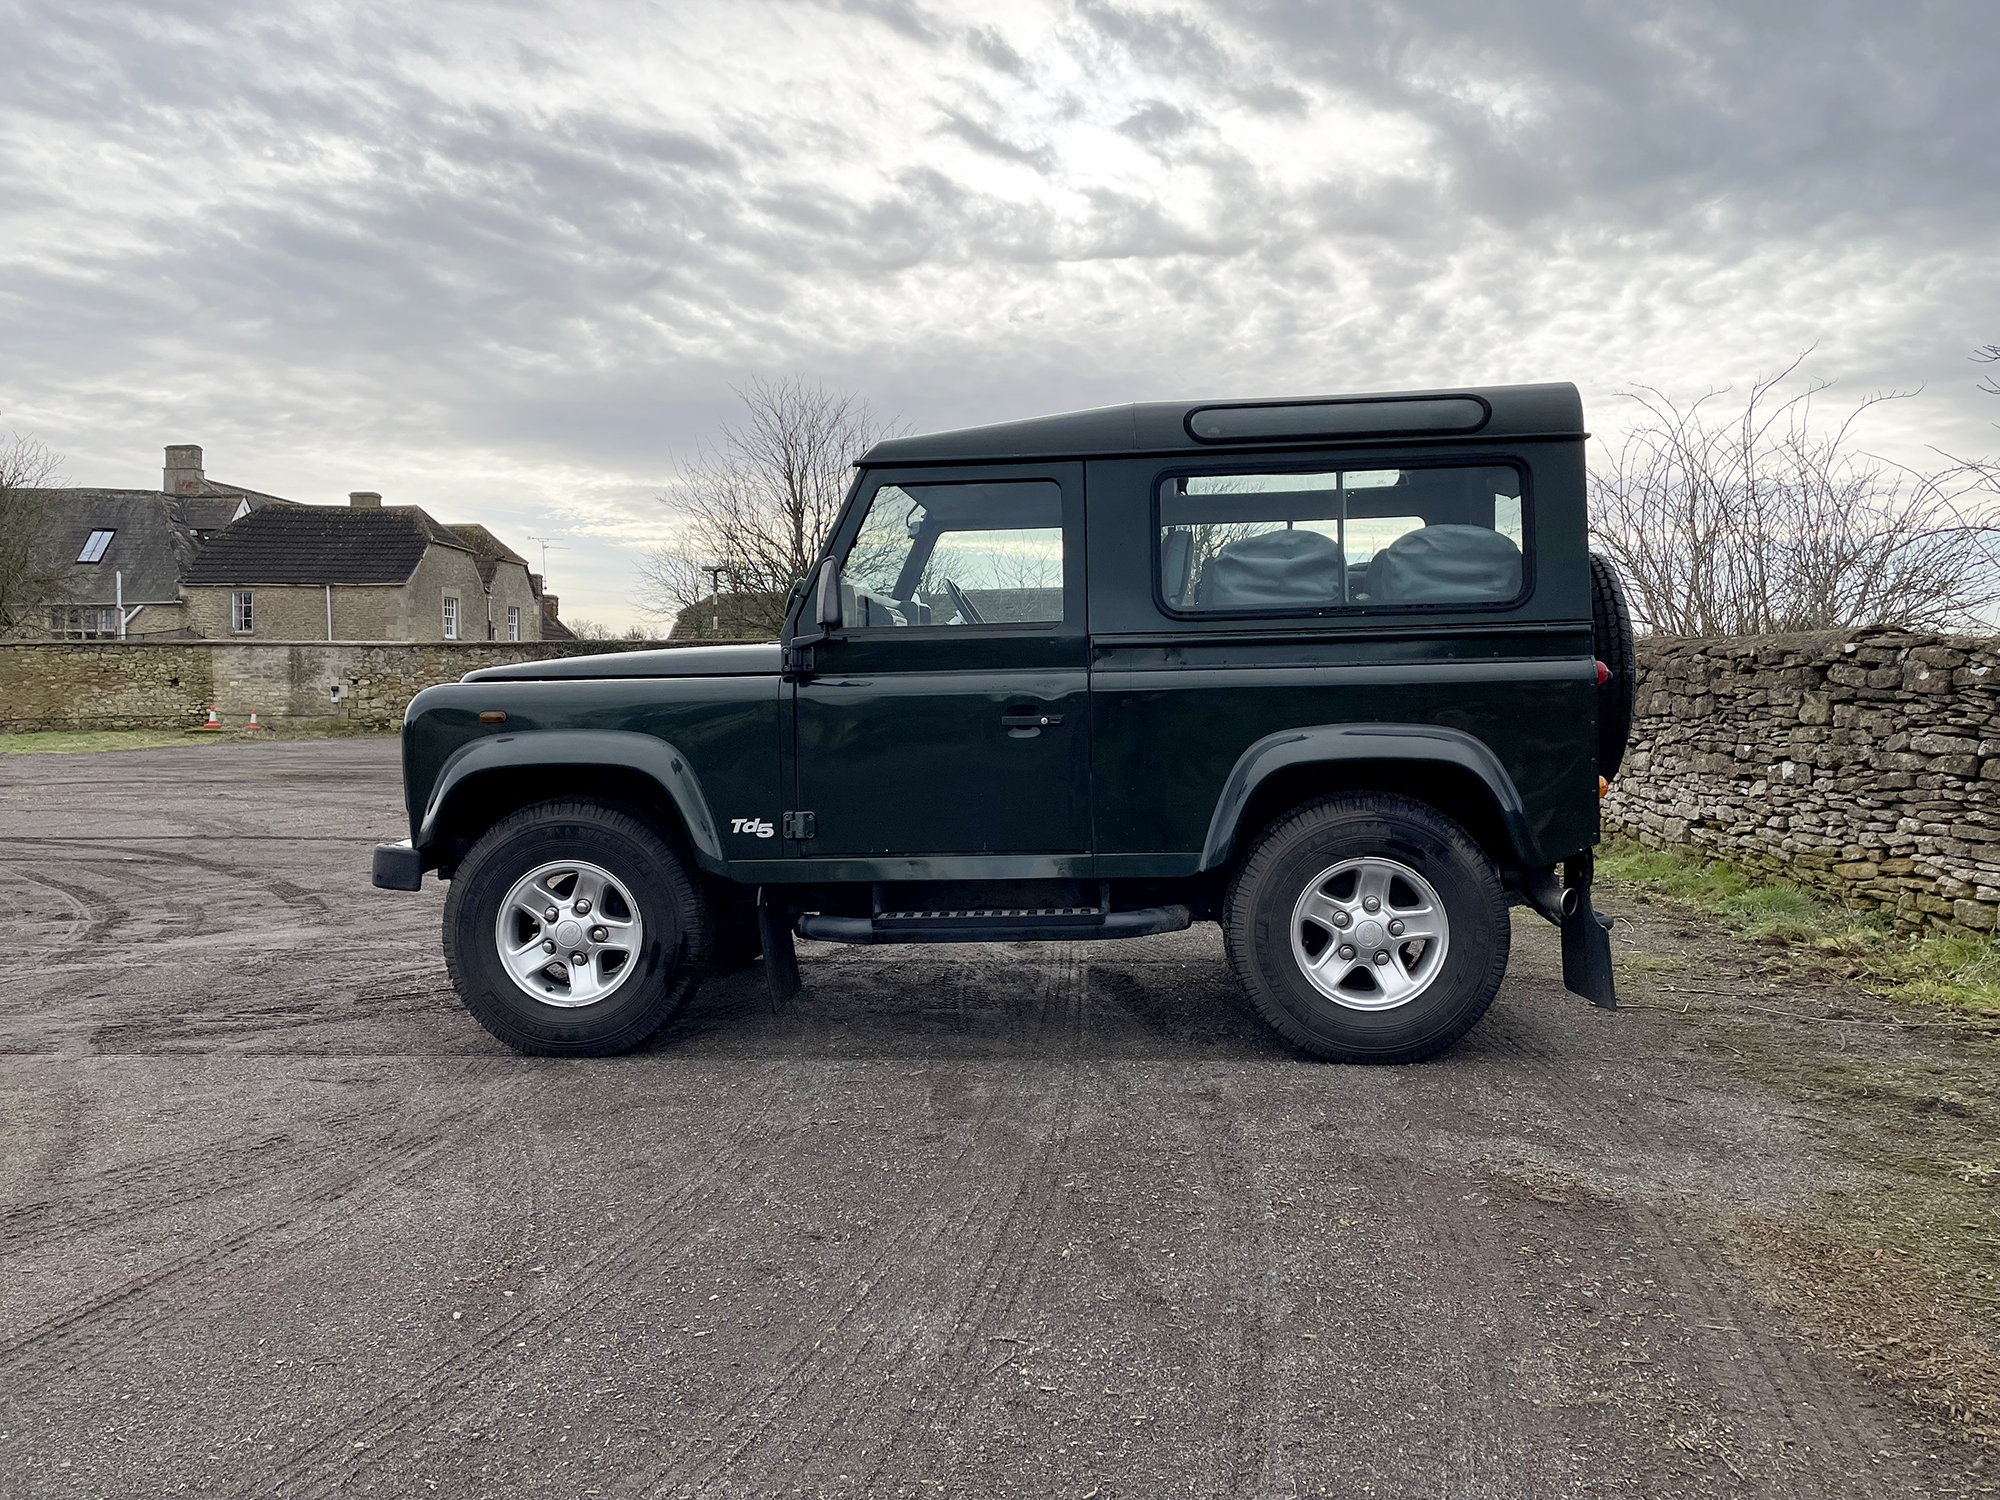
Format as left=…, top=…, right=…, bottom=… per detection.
left=1590, top=551, right=1637, bottom=780
left=1223, top=793, right=1510, bottom=1063
left=443, top=799, right=712, bottom=1056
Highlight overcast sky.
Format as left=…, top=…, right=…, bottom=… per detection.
left=3, top=0, right=1996, bottom=629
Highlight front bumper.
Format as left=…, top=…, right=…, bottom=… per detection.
left=372, top=840, right=425, bottom=891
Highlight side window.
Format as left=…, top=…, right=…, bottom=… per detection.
left=231, top=590, right=254, bottom=634
left=841, top=479, right=1064, bottom=628
left=1158, top=463, right=1525, bottom=614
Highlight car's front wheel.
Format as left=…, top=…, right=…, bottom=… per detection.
left=1224, top=792, right=1509, bottom=1063
left=443, top=799, right=712, bottom=1056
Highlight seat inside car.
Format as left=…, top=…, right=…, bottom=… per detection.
left=1367, top=524, right=1522, bottom=603
left=1199, top=528, right=1342, bottom=608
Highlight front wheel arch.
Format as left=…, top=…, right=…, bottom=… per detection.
left=426, top=764, right=698, bottom=874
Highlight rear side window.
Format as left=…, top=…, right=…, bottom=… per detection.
left=1157, top=463, right=1525, bottom=615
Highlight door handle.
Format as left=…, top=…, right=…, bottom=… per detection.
left=1001, top=712, right=1064, bottom=728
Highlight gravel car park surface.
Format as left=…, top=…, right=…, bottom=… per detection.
left=3, top=738, right=1997, bottom=1499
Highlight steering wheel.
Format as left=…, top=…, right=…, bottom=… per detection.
left=942, top=577, right=985, bottom=625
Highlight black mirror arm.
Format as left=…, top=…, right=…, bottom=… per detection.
left=783, top=559, right=841, bottom=679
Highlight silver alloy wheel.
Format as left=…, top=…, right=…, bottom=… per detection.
left=494, top=859, right=644, bottom=1008
left=1288, top=855, right=1449, bottom=1011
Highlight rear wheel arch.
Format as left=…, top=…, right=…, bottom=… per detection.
left=1201, top=727, right=1535, bottom=878
left=1225, top=759, right=1517, bottom=873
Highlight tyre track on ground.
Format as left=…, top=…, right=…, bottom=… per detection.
left=2, top=867, right=96, bottom=958
left=1632, top=1201, right=1890, bottom=1494
left=0, top=1104, right=477, bottom=1383
left=0, top=1110, right=377, bottom=1253
left=1460, top=1005, right=1912, bottom=1495
left=836, top=950, right=1093, bottom=1492
left=252, top=1062, right=817, bottom=1500
left=1205, top=1092, right=1286, bottom=1500
left=606, top=949, right=1091, bottom=1497
left=1418, top=1164, right=1541, bottom=1499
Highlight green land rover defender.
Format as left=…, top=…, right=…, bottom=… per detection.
left=374, top=382, right=1635, bottom=1062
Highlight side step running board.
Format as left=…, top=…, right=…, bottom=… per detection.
left=796, top=904, right=1191, bottom=946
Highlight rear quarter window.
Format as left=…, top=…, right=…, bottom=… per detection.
left=1156, top=462, right=1528, bottom=616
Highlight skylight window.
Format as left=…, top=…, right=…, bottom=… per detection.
left=76, top=530, right=114, bottom=563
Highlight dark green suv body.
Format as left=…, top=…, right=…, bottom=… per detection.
left=374, top=382, right=1632, bottom=1061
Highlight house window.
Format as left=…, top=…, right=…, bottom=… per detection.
left=443, top=596, right=459, bottom=639
left=231, top=591, right=254, bottom=633
left=47, top=607, right=116, bottom=640
left=507, top=606, right=521, bottom=641
left=76, top=530, right=115, bottom=563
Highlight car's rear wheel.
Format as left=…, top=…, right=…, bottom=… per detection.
left=1224, top=792, right=1509, bottom=1063
left=443, top=799, right=712, bottom=1056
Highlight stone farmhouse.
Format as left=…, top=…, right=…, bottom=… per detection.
left=25, top=445, right=290, bottom=639
left=13, top=446, right=570, bottom=642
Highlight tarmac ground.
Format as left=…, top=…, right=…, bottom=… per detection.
left=2, top=737, right=1996, bottom=1498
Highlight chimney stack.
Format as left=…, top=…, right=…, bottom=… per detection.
left=541, top=594, right=561, bottom=625
left=163, top=445, right=205, bottom=494
left=349, top=491, right=382, bottom=508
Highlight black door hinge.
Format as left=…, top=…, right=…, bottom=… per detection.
left=783, top=811, right=816, bottom=840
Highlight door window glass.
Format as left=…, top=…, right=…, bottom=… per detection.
left=1158, top=463, right=1524, bottom=613
left=842, top=480, right=1064, bottom=627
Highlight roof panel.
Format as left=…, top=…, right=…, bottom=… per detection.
left=859, top=382, right=1585, bottom=467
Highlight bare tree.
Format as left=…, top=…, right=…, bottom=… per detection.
left=0, top=427, right=66, bottom=631
left=1977, top=344, right=2000, bottom=403
left=636, top=378, right=899, bottom=637
left=1588, top=357, right=2000, bottom=637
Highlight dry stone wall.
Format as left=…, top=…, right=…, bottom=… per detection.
left=1605, top=630, right=2000, bottom=934
left=0, top=639, right=754, bottom=735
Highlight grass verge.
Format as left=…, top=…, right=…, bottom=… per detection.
left=1598, top=837, right=2000, bottom=1013
left=0, top=726, right=393, bottom=754
left=0, top=729, right=223, bottom=754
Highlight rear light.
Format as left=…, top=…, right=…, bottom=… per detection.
left=1594, top=659, right=1609, bottom=686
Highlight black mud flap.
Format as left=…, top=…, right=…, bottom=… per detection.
left=1560, top=854, right=1617, bottom=1009
left=756, top=887, right=800, bottom=1011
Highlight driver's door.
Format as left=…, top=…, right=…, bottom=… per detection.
left=793, top=462, right=1089, bottom=861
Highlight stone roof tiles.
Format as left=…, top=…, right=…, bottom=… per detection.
left=183, top=504, right=471, bottom=586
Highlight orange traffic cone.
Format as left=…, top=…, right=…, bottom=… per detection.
left=245, top=712, right=264, bottom=731
left=194, top=705, right=224, bottom=731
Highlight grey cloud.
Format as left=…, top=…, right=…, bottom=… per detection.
left=1116, top=100, right=1198, bottom=143
left=1230, top=0, right=2000, bottom=231
left=935, top=110, right=1057, bottom=172
left=1, top=0, right=1994, bottom=631
left=962, top=23, right=1028, bottom=76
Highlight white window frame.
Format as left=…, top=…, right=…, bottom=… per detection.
left=507, top=605, right=521, bottom=641
left=442, top=596, right=459, bottom=640
left=231, top=590, right=254, bottom=634
left=77, top=530, right=115, bottom=563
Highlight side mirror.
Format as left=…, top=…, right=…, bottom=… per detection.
left=814, top=558, right=841, bottom=629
